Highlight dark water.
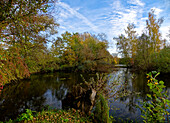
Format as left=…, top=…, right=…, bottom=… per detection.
left=108, top=68, right=170, bottom=122
left=0, top=68, right=169, bottom=122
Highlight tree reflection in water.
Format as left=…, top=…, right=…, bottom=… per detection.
left=0, top=69, right=169, bottom=122
left=109, top=68, right=170, bottom=122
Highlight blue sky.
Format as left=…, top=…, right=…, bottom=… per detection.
left=54, top=0, right=170, bottom=53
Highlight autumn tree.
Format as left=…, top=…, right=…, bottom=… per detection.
left=135, top=10, right=165, bottom=69
left=146, top=9, right=164, bottom=53
left=125, top=24, right=138, bottom=59
left=116, top=23, right=137, bottom=66
left=52, top=32, right=113, bottom=72
left=0, top=0, right=59, bottom=84
left=116, top=10, right=165, bottom=70
left=135, top=33, right=150, bottom=69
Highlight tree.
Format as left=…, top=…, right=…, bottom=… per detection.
left=116, top=34, right=129, bottom=58
left=146, top=9, right=164, bottom=53
left=135, top=10, right=165, bottom=70
left=125, top=24, right=138, bottom=58
left=0, top=0, right=56, bottom=27
left=116, top=10, right=165, bottom=70
left=135, top=33, right=150, bottom=69
left=116, top=23, right=137, bottom=66
left=52, top=32, right=113, bottom=72
left=0, top=0, right=59, bottom=84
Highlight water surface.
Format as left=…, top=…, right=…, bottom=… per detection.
left=0, top=68, right=169, bottom=122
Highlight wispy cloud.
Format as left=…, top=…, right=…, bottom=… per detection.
left=56, top=1, right=98, bottom=32
left=109, top=0, right=145, bottom=35
left=54, top=0, right=170, bottom=53
left=104, top=0, right=146, bottom=52
left=151, top=7, right=163, bottom=17
left=128, top=0, right=145, bottom=6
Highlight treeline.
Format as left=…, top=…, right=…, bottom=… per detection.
left=116, top=10, right=170, bottom=73
left=51, top=32, right=113, bottom=72
left=0, top=0, right=114, bottom=85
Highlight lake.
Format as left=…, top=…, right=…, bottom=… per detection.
left=0, top=68, right=170, bottom=122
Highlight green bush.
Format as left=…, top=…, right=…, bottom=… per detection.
left=152, top=47, right=170, bottom=73
left=17, top=109, right=34, bottom=122
left=94, top=94, right=110, bottom=123
left=139, top=71, right=170, bottom=122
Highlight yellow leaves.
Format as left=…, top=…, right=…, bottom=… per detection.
left=80, top=41, right=83, bottom=45
left=43, top=26, right=45, bottom=31
left=155, top=82, right=158, bottom=85
left=148, top=80, right=150, bottom=83
left=146, top=10, right=163, bottom=53
left=114, top=57, right=119, bottom=64
left=52, top=31, right=113, bottom=71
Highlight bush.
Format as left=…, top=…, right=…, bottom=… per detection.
left=139, top=71, right=170, bottom=122
left=152, top=47, right=170, bottom=73
left=94, top=94, right=110, bottom=123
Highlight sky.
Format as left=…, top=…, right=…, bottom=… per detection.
left=53, top=0, right=170, bottom=53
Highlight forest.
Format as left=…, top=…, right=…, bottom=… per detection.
left=0, top=0, right=170, bottom=122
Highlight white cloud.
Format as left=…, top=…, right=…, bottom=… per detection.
left=59, top=12, right=70, bottom=18
left=54, top=0, right=169, bottom=54
left=106, top=0, right=146, bottom=50
left=111, top=0, right=122, bottom=10
left=56, top=2, right=98, bottom=32
left=160, top=26, right=170, bottom=42
left=128, top=0, right=145, bottom=6
left=141, top=17, right=148, bottom=20
left=151, top=7, right=163, bottom=17
left=74, top=7, right=81, bottom=11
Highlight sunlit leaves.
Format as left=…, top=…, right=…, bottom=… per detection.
left=52, top=32, right=113, bottom=72
left=146, top=9, right=164, bottom=53
left=0, top=0, right=58, bottom=86
left=116, top=10, right=166, bottom=71
left=0, top=46, right=30, bottom=85
left=139, top=72, right=170, bottom=122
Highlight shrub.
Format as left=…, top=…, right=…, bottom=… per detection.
left=139, top=71, right=170, bottom=122
left=94, top=94, right=110, bottom=123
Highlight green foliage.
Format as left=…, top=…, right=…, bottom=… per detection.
left=0, top=0, right=58, bottom=86
left=81, top=73, right=126, bottom=123
left=116, top=10, right=167, bottom=72
left=151, top=46, right=170, bottom=73
left=52, top=32, right=113, bottom=72
left=139, top=71, right=170, bottom=122
left=0, top=47, right=30, bottom=85
left=17, top=109, right=34, bottom=121
left=94, top=94, right=110, bottom=123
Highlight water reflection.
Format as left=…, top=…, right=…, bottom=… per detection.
left=109, top=68, right=170, bottom=122
left=0, top=72, right=94, bottom=121
left=0, top=69, right=169, bottom=122
left=108, top=68, right=143, bottom=121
